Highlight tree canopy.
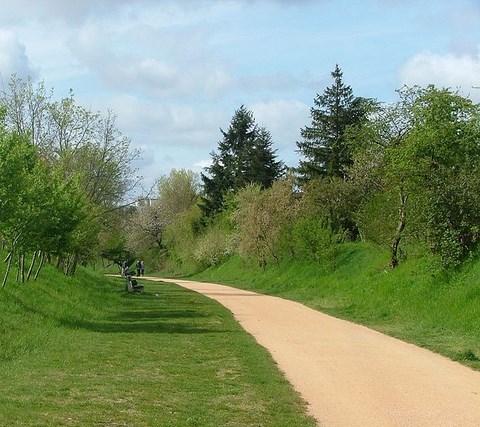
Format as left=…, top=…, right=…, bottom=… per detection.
left=2, top=69, right=480, bottom=281
left=348, top=85, right=480, bottom=267
left=0, top=76, right=139, bottom=281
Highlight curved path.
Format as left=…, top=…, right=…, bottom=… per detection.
left=143, top=277, right=480, bottom=426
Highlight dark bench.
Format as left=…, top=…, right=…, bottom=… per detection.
left=125, top=274, right=144, bottom=293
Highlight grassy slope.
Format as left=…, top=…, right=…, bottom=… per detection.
left=0, top=263, right=315, bottom=427
left=190, top=242, right=480, bottom=371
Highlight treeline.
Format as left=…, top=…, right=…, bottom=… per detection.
left=0, top=76, right=138, bottom=285
left=2, top=66, right=479, bottom=282
left=123, top=65, right=480, bottom=274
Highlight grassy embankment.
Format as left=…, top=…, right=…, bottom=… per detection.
left=190, top=242, right=480, bottom=371
left=0, top=261, right=316, bottom=427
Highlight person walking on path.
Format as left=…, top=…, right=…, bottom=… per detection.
left=121, top=260, right=128, bottom=277
left=135, top=260, right=141, bottom=277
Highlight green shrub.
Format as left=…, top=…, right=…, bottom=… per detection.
left=193, top=224, right=234, bottom=267
left=232, top=180, right=299, bottom=267
left=291, top=217, right=337, bottom=270
left=355, top=191, right=397, bottom=246
left=163, top=205, right=202, bottom=269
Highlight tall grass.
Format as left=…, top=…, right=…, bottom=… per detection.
left=0, top=262, right=315, bottom=426
left=191, top=242, right=480, bottom=370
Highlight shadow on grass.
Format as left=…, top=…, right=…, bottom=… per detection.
left=10, top=280, right=237, bottom=336
left=59, top=316, right=227, bottom=334
left=64, top=284, right=236, bottom=334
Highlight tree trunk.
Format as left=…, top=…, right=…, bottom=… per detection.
left=2, top=251, right=13, bottom=288
left=19, top=253, right=25, bottom=283
left=16, top=253, right=21, bottom=282
left=34, top=251, right=44, bottom=281
left=27, top=251, right=38, bottom=281
left=63, top=256, right=70, bottom=275
left=390, top=188, right=408, bottom=268
left=64, top=253, right=79, bottom=276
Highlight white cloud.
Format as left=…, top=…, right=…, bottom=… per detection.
left=193, top=159, right=212, bottom=170
left=0, top=30, right=38, bottom=81
left=68, top=17, right=233, bottom=101
left=106, top=95, right=224, bottom=148
left=119, top=60, right=232, bottom=100
left=249, top=99, right=309, bottom=168
left=250, top=99, right=309, bottom=147
left=94, top=94, right=228, bottom=182
left=0, top=0, right=134, bottom=26
left=399, top=50, right=480, bottom=100
left=2, top=0, right=478, bottom=187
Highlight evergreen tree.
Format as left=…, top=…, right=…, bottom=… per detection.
left=201, top=106, right=285, bottom=216
left=296, top=64, right=369, bottom=181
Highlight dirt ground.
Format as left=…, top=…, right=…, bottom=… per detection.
left=143, top=277, right=480, bottom=426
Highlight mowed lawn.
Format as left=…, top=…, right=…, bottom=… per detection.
left=0, top=270, right=315, bottom=427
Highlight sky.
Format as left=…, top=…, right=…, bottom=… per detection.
left=1, top=0, right=480, bottom=190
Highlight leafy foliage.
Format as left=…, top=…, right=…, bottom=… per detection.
left=193, top=223, right=234, bottom=268
left=300, top=177, right=362, bottom=241
left=402, top=86, right=480, bottom=266
left=232, top=179, right=298, bottom=267
left=126, top=169, right=201, bottom=268
left=291, top=217, right=338, bottom=270
left=2, top=70, right=480, bottom=279
left=163, top=204, right=203, bottom=271
left=348, top=85, right=480, bottom=268
left=0, top=117, right=92, bottom=282
left=0, top=76, right=138, bottom=281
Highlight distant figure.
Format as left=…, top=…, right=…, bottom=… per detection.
left=140, top=260, right=145, bottom=276
left=136, top=260, right=141, bottom=277
left=121, top=260, right=128, bottom=277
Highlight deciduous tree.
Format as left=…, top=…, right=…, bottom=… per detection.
left=232, top=177, right=298, bottom=267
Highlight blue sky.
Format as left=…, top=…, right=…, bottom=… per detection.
left=1, top=0, right=480, bottom=189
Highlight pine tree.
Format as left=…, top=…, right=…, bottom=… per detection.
left=201, top=106, right=285, bottom=217
left=296, top=64, right=369, bottom=181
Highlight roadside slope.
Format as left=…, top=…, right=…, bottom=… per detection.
left=145, top=277, right=480, bottom=426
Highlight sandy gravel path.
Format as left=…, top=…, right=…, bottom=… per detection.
left=143, top=277, right=480, bottom=426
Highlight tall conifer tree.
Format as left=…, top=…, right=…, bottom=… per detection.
left=296, top=64, right=369, bottom=181
left=201, top=106, right=284, bottom=217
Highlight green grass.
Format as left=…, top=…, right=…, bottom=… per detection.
left=190, top=242, right=480, bottom=371
left=0, top=263, right=315, bottom=426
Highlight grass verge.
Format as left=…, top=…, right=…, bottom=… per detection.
left=0, top=263, right=316, bottom=427
left=190, top=242, right=480, bottom=371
